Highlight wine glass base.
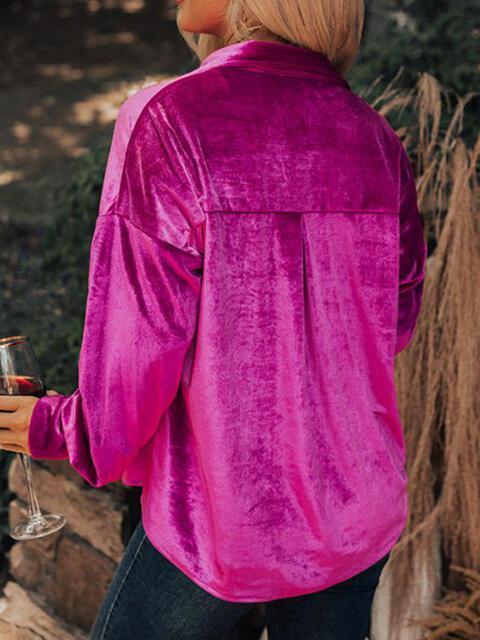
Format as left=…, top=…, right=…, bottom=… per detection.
left=9, top=513, right=67, bottom=540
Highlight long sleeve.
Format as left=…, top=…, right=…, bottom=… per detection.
left=28, top=94, right=205, bottom=487
left=394, top=146, right=428, bottom=355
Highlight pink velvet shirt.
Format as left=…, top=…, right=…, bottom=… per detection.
left=28, top=39, right=428, bottom=602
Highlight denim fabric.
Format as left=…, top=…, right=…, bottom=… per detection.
left=90, top=517, right=391, bottom=640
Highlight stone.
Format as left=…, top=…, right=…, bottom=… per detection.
left=8, top=500, right=61, bottom=597
left=9, top=456, right=127, bottom=562
left=41, top=461, right=126, bottom=502
left=48, top=533, right=116, bottom=631
left=42, top=460, right=87, bottom=489
left=8, top=500, right=117, bottom=632
left=0, top=580, right=87, bottom=639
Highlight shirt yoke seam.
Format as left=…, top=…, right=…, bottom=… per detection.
left=204, top=209, right=399, bottom=215
left=111, top=66, right=212, bottom=232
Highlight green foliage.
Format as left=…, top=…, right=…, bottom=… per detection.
left=37, top=143, right=110, bottom=393
left=351, top=0, right=479, bottom=145
left=0, top=143, right=110, bottom=396
left=360, top=0, right=478, bottom=90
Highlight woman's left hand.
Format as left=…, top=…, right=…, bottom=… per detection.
left=0, top=390, right=59, bottom=455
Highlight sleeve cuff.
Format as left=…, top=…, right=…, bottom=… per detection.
left=28, top=394, right=70, bottom=460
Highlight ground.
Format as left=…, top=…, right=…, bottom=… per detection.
left=0, top=0, right=192, bottom=224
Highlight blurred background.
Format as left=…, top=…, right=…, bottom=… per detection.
left=0, top=1, right=478, bottom=638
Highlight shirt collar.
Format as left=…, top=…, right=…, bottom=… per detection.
left=198, top=39, right=350, bottom=89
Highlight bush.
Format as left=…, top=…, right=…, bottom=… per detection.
left=38, top=143, right=111, bottom=393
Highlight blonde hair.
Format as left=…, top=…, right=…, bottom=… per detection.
left=179, top=0, right=365, bottom=77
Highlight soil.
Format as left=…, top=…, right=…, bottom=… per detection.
left=0, top=0, right=194, bottom=224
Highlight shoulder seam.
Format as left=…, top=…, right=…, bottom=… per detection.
left=113, top=63, right=215, bottom=203
left=111, top=67, right=209, bottom=235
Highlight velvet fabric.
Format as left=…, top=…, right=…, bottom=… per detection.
left=28, top=39, right=428, bottom=602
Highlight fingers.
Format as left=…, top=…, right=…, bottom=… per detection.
left=0, top=390, right=57, bottom=410
left=0, top=411, right=22, bottom=429
left=0, top=396, right=36, bottom=430
left=0, top=395, right=21, bottom=411
left=0, top=423, right=28, bottom=451
left=0, top=395, right=38, bottom=453
left=0, top=428, right=26, bottom=444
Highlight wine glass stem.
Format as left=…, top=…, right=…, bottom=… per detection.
left=19, top=453, right=45, bottom=523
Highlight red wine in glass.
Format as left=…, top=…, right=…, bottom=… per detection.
left=1, top=374, right=44, bottom=397
left=0, top=335, right=67, bottom=540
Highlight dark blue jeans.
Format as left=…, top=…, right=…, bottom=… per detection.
left=90, top=517, right=390, bottom=640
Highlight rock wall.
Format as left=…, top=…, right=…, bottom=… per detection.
left=1, top=457, right=132, bottom=637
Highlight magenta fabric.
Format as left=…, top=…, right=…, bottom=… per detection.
left=28, top=39, right=428, bottom=602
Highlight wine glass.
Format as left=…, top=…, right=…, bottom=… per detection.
left=0, top=335, right=67, bottom=540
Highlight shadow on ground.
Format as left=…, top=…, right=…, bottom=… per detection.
left=0, top=0, right=194, bottom=222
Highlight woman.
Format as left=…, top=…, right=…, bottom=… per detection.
left=0, top=0, right=427, bottom=638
